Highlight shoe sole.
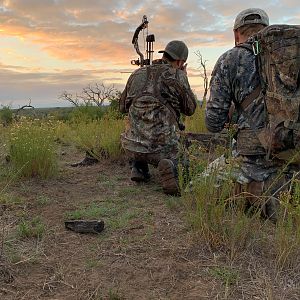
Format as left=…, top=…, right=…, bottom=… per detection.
left=158, top=159, right=180, bottom=196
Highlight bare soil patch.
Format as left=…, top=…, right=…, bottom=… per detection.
left=0, top=147, right=299, bottom=299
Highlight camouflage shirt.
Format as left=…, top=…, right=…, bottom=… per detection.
left=206, top=46, right=265, bottom=133
left=120, top=59, right=197, bottom=155
left=205, top=46, right=279, bottom=183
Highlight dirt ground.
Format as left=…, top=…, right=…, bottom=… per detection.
left=0, top=147, right=300, bottom=299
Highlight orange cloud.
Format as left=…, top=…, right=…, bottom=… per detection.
left=0, top=0, right=299, bottom=107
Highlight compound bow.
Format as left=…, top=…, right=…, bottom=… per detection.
left=131, top=15, right=155, bottom=67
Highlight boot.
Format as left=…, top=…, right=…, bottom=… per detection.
left=131, top=166, right=146, bottom=182
left=158, top=159, right=180, bottom=196
left=130, top=161, right=151, bottom=182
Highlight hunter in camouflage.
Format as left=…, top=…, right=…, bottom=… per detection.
left=205, top=23, right=278, bottom=183
left=120, top=40, right=197, bottom=195
left=205, top=8, right=288, bottom=221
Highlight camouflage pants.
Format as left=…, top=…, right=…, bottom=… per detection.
left=124, top=149, right=177, bottom=167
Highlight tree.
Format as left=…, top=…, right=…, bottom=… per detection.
left=59, top=83, right=119, bottom=107
left=0, top=100, right=35, bottom=126
left=195, top=50, right=208, bottom=103
left=15, top=99, right=35, bottom=115
left=0, top=105, right=13, bottom=126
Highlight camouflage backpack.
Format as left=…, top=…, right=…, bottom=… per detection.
left=247, top=25, right=300, bottom=160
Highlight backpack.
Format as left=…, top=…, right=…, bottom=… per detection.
left=243, top=25, right=300, bottom=160
left=120, top=63, right=186, bottom=130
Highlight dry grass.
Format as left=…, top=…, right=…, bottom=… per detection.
left=55, top=117, right=125, bottom=160
left=181, top=138, right=300, bottom=298
left=184, top=105, right=207, bottom=133
left=0, top=112, right=300, bottom=299
left=8, top=118, right=58, bottom=178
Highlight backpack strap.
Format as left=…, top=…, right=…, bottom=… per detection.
left=154, top=68, right=185, bottom=130
left=240, top=85, right=262, bottom=110
left=235, top=42, right=266, bottom=112
left=235, top=43, right=253, bottom=53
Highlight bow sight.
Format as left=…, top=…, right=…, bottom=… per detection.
left=131, top=15, right=155, bottom=67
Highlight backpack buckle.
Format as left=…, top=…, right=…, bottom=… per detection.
left=252, top=40, right=260, bottom=55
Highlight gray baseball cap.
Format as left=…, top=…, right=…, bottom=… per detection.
left=158, top=40, right=188, bottom=61
left=234, top=8, right=269, bottom=30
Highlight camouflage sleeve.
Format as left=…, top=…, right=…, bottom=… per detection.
left=119, top=86, right=128, bottom=113
left=119, top=72, right=136, bottom=113
left=176, top=70, right=197, bottom=116
left=205, top=52, right=234, bottom=133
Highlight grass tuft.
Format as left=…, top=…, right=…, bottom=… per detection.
left=56, top=117, right=124, bottom=160
left=9, top=118, right=58, bottom=178
left=17, top=217, right=46, bottom=239
left=184, top=105, right=207, bottom=133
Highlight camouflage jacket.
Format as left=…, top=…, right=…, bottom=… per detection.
left=120, top=59, right=197, bottom=154
left=205, top=46, right=278, bottom=182
left=205, top=45, right=265, bottom=133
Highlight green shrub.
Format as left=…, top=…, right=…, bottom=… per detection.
left=55, top=120, right=73, bottom=144
left=70, top=105, right=106, bottom=122
left=104, top=105, right=124, bottom=120
left=66, top=117, right=125, bottom=160
left=107, top=91, right=124, bottom=119
left=184, top=105, right=207, bottom=133
left=9, top=118, right=58, bottom=178
left=0, top=105, right=13, bottom=126
left=49, top=108, right=73, bottom=121
left=98, top=116, right=125, bottom=158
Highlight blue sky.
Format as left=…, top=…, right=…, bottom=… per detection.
left=0, top=0, right=299, bottom=108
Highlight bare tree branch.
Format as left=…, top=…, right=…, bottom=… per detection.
left=15, top=99, right=35, bottom=114
left=59, top=83, right=118, bottom=107
left=58, top=91, right=81, bottom=107
left=195, top=50, right=209, bottom=102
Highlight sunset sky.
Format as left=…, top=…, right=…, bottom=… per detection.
left=0, top=0, right=299, bottom=108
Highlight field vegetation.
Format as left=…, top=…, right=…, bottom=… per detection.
left=0, top=102, right=299, bottom=299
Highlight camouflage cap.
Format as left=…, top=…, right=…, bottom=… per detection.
left=234, top=8, right=269, bottom=30
left=158, top=40, right=188, bottom=61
